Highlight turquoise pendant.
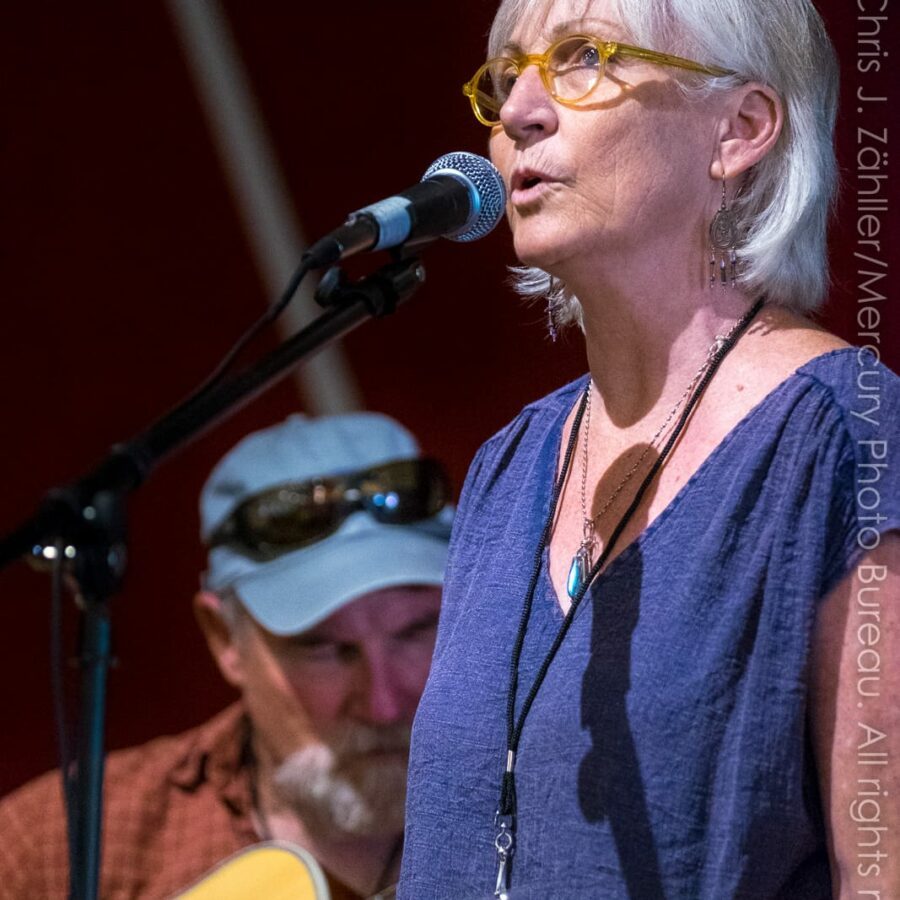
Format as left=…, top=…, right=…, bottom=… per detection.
left=566, top=545, right=592, bottom=599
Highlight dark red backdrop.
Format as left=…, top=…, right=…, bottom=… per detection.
left=1, top=2, right=895, bottom=794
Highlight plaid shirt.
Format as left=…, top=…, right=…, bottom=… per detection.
left=0, top=704, right=260, bottom=899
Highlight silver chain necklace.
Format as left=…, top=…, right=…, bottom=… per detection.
left=567, top=321, right=752, bottom=598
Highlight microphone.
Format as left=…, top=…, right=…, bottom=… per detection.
left=302, top=151, right=507, bottom=270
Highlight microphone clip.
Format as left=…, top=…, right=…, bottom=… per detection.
left=314, top=253, right=427, bottom=318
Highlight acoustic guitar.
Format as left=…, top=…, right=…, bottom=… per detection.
left=176, top=842, right=330, bottom=899
left=175, top=841, right=397, bottom=899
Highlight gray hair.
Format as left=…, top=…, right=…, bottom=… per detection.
left=488, top=0, right=839, bottom=322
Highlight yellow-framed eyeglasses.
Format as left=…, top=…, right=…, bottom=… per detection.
left=463, top=34, right=734, bottom=127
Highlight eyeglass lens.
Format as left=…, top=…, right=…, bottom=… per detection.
left=474, top=37, right=605, bottom=122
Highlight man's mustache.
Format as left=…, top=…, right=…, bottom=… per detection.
left=329, top=722, right=412, bottom=761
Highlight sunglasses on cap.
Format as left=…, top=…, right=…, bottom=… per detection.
left=208, top=458, right=450, bottom=560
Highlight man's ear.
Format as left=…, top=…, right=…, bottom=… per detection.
left=194, top=590, right=246, bottom=689
left=710, top=82, right=783, bottom=180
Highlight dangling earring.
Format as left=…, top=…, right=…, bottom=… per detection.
left=709, top=176, right=739, bottom=288
left=546, top=296, right=559, bottom=342
left=545, top=278, right=563, bottom=341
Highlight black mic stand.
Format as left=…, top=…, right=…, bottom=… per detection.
left=0, top=252, right=426, bottom=900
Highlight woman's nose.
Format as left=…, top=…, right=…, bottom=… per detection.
left=499, top=64, right=559, bottom=140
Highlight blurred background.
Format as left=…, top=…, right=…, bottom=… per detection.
left=1, top=1, right=895, bottom=794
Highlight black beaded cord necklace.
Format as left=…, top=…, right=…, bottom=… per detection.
left=490, top=298, right=764, bottom=898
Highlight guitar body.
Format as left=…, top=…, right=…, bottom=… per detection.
left=176, top=842, right=331, bottom=899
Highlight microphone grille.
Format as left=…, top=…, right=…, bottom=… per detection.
left=421, top=151, right=507, bottom=243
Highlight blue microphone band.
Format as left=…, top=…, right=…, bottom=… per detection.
left=356, top=196, right=414, bottom=251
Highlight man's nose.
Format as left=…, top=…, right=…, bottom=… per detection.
left=350, top=650, right=412, bottom=725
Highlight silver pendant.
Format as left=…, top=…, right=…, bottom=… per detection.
left=566, top=543, right=592, bottom=599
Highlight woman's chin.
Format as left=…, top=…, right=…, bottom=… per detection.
left=511, top=231, right=565, bottom=271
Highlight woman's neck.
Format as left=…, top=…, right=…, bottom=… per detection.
left=573, top=279, right=757, bottom=428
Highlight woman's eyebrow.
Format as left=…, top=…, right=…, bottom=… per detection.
left=501, top=18, right=628, bottom=55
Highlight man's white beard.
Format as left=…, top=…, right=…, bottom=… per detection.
left=272, top=722, right=410, bottom=840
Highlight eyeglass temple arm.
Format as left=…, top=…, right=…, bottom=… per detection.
left=611, top=41, right=733, bottom=76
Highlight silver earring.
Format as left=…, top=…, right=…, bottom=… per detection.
left=546, top=296, right=559, bottom=341
left=709, top=177, right=739, bottom=288
left=546, top=278, right=564, bottom=342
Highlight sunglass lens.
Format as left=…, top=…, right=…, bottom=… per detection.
left=361, top=460, right=448, bottom=523
left=242, top=484, right=340, bottom=545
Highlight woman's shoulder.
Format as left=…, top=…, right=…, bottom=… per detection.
left=768, top=347, right=900, bottom=459
left=795, top=345, right=900, bottom=403
left=743, top=344, right=899, bottom=531
left=723, top=304, right=899, bottom=453
left=723, top=345, right=899, bottom=475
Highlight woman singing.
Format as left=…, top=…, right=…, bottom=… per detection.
left=399, top=0, right=899, bottom=896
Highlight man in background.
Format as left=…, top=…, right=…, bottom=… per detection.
left=0, top=412, right=453, bottom=899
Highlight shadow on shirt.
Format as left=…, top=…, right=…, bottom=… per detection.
left=577, top=442, right=666, bottom=899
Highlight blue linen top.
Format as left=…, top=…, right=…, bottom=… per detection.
left=399, top=348, right=900, bottom=899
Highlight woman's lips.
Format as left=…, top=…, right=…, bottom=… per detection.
left=509, top=168, right=560, bottom=206
left=510, top=176, right=555, bottom=206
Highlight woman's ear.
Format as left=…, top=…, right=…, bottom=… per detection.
left=711, top=82, right=783, bottom=180
left=194, top=590, right=246, bottom=689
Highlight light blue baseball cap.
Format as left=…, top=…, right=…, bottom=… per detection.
left=200, top=413, right=453, bottom=635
